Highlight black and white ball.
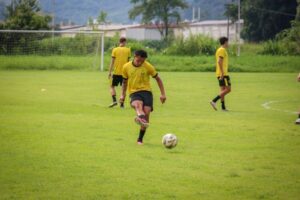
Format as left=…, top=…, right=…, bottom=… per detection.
left=162, top=133, right=178, bottom=149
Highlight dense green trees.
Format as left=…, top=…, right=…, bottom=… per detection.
left=261, top=0, right=300, bottom=55
left=0, top=0, right=51, bottom=30
left=129, top=0, right=188, bottom=40
left=241, top=0, right=297, bottom=42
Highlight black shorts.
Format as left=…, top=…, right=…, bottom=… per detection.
left=218, top=76, right=231, bottom=87
left=130, top=91, right=153, bottom=111
left=111, top=75, right=123, bottom=86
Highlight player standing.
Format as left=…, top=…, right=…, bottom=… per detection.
left=210, top=37, right=231, bottom=111
left=120, top=50, right=166, bottom=145
left=296, top=73, right=300, bottom=124
left=108, top=37, right=131, bottom=108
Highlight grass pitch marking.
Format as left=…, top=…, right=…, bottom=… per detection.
left=261, top=100, right=298, bottom=114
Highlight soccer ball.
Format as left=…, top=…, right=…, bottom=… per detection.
left=162, top=133, right=178, bottom=149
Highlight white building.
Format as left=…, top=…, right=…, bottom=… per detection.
left=176, top=20, right=244, bottom=42
left=126, top=24, right=178, bottom=41
left=58, top=20, right=244, bottom=42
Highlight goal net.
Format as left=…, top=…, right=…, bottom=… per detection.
left=0, top=30, right=105, bottom=71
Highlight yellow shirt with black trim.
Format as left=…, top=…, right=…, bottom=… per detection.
left=215, top=47, right=229, bottom=77
left=122, top=61, right=158, bottom=95
left=111, top=46, right=131, bottom=75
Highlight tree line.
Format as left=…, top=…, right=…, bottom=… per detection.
left=0, top=0, right=299, bottom=51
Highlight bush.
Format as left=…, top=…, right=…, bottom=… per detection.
left=260, top=40, right=286, bottom=55
left=165, top=34, right=218, bottom=56
left=0, top=33, right=101, bottom=55
left=261, top=21, right=300, bottom=56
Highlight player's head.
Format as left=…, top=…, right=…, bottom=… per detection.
left=133, top=50, right=148, bottom=67
left=119, top=37, right=127, bottom=46
left=219, top=37, right=229, bottom=48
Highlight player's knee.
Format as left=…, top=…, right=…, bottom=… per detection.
left=132, top=102, right=143, bottom=110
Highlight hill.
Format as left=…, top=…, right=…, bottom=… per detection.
left=0, top=0, right=233, bottom=25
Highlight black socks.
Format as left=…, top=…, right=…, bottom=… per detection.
left=138, top=129, right=146, bottom=142
left=212, top=95, right=221, bottom=103
left=221, top=101, right=226, bottom=110
left=112, top=95, right=117, bottom=102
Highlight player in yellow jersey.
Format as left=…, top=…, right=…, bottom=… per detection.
left=210, top=37, right=231, bottom=111
left=120, top=50, right=166, bottom=145
left=108, top=37, right=131, bottom=108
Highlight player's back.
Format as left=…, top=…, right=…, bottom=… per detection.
left=112, top=46, right=131, bottom=75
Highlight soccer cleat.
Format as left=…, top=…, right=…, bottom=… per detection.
left=134, top=116, right=149, bottom=128
left=120, top=103, right=125, bottom=109
left=137, top=140, right=143, bottom=145
left=210, top=101, right=217, bottom=111
left=295, top=118, right=300, bottom=125
left=108, top=102, right=117, bottom=108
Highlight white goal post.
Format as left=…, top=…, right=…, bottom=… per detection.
left=0, top=29, right=105, bottom=71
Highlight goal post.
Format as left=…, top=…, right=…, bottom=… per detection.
left=0, top=30, right=105, bottom=71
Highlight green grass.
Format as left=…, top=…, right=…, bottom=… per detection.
left=0, top=71, right=299, bottom=199
left=1, top=54, right=299, bottom=72
left=0, top=55, right=106, bottom=71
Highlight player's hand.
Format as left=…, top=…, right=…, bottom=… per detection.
left=160, top=95, right=166, bottom=104
left=108, top=72, right=112, bottom=79
left=119, top=95, right=125, bottom=103
left=297, top=73, right=300, bottom=82
left=219, top=75, right=224, bottom=80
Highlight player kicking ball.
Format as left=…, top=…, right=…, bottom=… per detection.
left=296, top=73, right=300, bottom=125
left=120, top=50, right=166, bottom=145
left=210, top=37, right=231, bottom=111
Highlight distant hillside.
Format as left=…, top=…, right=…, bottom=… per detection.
left=0, top=0, right=233, bottom=25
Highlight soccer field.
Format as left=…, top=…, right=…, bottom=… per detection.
left=0, top=71, right=299, bottom=199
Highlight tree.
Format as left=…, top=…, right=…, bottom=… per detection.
left=296, top=0, right=300, bottom=21
left=97, top=10, right=107, bottom=25
left=88, top=16, right=94, bottom=26
left=241, top=0, right=297, bottom=42
left=2, top=0, right=51, bottom=30
left=129, top=0, right=188, bottom=40
left=224, top=3, right=238, bottom=23
left=224, top=3, right=238, bottom=38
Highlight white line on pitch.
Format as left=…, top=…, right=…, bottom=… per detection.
left=261, top=100, right=298, bottom=114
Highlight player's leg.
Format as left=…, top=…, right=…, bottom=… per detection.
left=108, top=75, right=118, bottom=107
left=220, top=86, right=231, bottom=110
left=296, top=110, right=300, bottom=124
left=118, top=76, right=125, bottom=108
left=210, top=77, right=224, bottom=110
left=131, top=100, right=148, bottom=127
left=219, top=77, right=231, bottom=111
left=137, top=106, right=152, bottom=144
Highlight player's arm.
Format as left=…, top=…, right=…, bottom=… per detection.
left=218, top=56, right=224, bottom=80
left=119, top=79, right=127, bottom=103
left=154, top=75, right=166, bottom=104
left=108, top=57, right=115, bottom=79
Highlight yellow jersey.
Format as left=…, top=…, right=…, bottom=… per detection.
left=122, top=61, right=158, bottom=95
left=215, top=47, right=229, bottom=77
left=111, top=46, right=131, bottom=75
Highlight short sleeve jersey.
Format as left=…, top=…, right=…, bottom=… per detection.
left=215, top=47, right=229, bottom=77
left=111, top=47, right=131, bottom=75
left=122, top=61, right=158, bottom=95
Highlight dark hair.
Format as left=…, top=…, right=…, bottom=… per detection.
left=119, top=37, right=126, bottom=43
left=134, top=50, right=148, bottom=58
left=219, top=37, right=228, bottom=45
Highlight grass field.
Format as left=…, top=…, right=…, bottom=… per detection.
left=0, top=71, right=299, bottom=199
left=1, top=54, right=300, bottom=72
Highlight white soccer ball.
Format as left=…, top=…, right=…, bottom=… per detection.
left=162, top=133, right=178, bottom=149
